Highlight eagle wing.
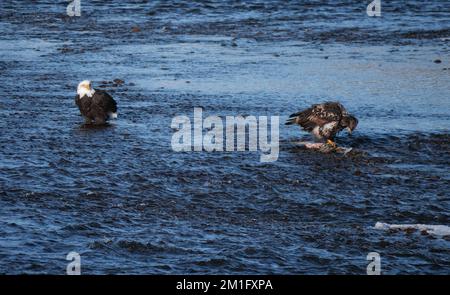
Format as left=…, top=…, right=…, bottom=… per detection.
left=92, top=90, right=117, bottom=115
left=75, top=90, right=117, bottom=120
left=75, top=94, right=81, bottom=109
left=286, top=102, right=345, bottom=138
left=75, top=94, right=92, bottom=117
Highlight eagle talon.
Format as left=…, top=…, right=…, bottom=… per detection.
left=326, top=139, right=337, bottom=148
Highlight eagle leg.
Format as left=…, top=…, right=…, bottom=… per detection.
left=326, top=139, right=337, bottom=148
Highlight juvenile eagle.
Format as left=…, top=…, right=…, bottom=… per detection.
left=285, top=101, right=358, bottom=146
left=75, top=80, right=118, bottom=125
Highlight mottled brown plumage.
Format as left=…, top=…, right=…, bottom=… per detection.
left=286, top=101, right=358, bottom=142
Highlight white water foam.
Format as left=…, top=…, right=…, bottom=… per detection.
left=375, top=222, right=450, bottom=237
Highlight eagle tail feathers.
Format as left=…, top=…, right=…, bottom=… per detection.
left=285, top=117, right=296, bottom=125
left=286, top=109, right=311, bottom=124
left=108, top=112, right=118, bottom=119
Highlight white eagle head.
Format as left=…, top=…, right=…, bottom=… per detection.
left=77, top=80, right=95, bottom=98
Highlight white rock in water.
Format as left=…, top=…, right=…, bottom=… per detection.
left=375, top=222, right=450, bottom=237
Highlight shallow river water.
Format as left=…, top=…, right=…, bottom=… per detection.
left=0, top=1, right=449, bottom=274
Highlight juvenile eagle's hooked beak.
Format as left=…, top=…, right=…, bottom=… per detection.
left=347, top=127, right=352, bottom=134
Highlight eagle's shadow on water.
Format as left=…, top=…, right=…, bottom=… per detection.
left=76, top=123, right=116, bottom=132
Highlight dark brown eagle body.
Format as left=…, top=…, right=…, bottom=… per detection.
left=75, top=89, right=117, bottom=125
left=286, top=101, right=358, bottom=141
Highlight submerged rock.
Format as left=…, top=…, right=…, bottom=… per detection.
left=113, top=79, right=125, bottom=85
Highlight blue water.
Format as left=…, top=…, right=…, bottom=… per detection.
left=0, top=0, right=449, bottom=274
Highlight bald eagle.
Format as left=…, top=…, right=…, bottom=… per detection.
left=75, top=80, right=118, bottom=125
left=285, top=101, right=358, bottom=146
